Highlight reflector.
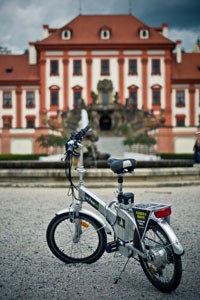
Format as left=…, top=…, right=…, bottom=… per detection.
left=154, top=207, right=171, bottom=219
left=80, top=221, right=89, bottom=228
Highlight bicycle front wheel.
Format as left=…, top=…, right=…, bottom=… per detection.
left=46, top=212, right=107, bottom=264
left=139, top=220, right=182, bottom=293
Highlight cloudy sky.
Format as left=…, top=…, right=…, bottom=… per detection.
left=0, top=0, right=199, bottom=54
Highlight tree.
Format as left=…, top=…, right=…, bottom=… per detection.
left=118, top=124, right=130, bottom=136
left=0, top=46, right=11, bottom=54
left=36, top=135, right=66, bottom=154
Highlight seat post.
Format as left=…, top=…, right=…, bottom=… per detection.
left=117, top=174, right=123, bottom=203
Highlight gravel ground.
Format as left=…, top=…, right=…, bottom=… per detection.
left=0, top=185, right=200, bottom=300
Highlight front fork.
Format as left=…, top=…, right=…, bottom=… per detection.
left=73, top=220, right=82, bottom=243
left=69, top=201, right=83, bottom=243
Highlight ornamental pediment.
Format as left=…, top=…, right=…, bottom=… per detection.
left=97, top=79, right=113, bottom=91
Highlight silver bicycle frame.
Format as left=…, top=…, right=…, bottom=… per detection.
left=58, top=142, right=184, bottom=256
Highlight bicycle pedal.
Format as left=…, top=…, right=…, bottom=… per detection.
left=106, top=241, right=119, bottom=253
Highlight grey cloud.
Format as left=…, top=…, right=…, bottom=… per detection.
left=0, top=0, right=199, bottom=53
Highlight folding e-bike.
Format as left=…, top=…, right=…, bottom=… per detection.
left=46, top=126, right=184, bottom=293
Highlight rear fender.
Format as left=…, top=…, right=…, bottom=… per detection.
left=151, top=217, right=184, bottom=256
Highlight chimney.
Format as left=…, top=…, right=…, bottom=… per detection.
left=162, top=23, right=168, bottom=38
left=175, top=40, right=182, bottom=63
left=29, top=43, right=37, bottom=65
left=43, top=25, right=49, bottom=39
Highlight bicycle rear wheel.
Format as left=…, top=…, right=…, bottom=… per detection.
left=46, top=212, right=107, bottom=264
left=139, top=220, right=182, bottom=293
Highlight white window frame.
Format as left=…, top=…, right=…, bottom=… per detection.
left=139, top=29, right=149, bottom=39
left=62, top=30, right=71, bottom=40
left=101, top=29, right=110, bottom=40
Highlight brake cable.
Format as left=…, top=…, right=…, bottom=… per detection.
left=65, top=154, right=79, bottom=200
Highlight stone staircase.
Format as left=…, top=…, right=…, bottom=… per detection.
left=96, top=136, right=128, bottom=158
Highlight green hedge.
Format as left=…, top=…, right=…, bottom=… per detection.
left=0, top=154, right=48, bottom=161
left=159, top=153, right=194, bottom=160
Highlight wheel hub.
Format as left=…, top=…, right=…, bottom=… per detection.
left=149, top=246, right=168, bottom=268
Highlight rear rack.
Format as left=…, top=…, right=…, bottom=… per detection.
left=133, top=203, right=170, bottom=212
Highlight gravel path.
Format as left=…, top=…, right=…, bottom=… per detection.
left=0, top=185, right=200, bottom=300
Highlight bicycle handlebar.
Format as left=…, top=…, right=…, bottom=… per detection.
left=72, top=125, right=90, bottom=140
left=65, top=125, right=91, bottom=156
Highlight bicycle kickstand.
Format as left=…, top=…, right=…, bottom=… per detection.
left=114, top=258, right=130, bottom=284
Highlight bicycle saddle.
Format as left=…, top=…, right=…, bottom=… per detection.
left=107, top=158, right=137, bottom=174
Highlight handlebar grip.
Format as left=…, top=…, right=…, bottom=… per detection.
left=74, top=125, right=90, bottom=140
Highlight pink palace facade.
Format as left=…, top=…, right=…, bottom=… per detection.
left=0, top=14, right=200, bottom=154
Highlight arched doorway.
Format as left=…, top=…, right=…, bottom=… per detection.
left=99, top=115, right=112, bottom=131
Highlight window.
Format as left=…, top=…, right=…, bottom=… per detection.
left=5, top=67, right=13, bottom=73
left=139, top=29, right=149, bottom=39
left=176, top=91, right=185, bottom=107
left=152, top=85, right=161, bottom=106
left=152, top=59, right=160, bottom=75
left=101, top=29, right=110, bottom=39
left=153, top=90, right=160, bottom=105
left=62, top=30, right=71, bottom=40
left=50, top=60, right=59, bottom=76
left=129, top=59, right=137, bottom=75
left=73, top=86, right=83, bottom=107
left=3, top=92, right=12, bottom=107
left=26, top=116, right=35, bottom=128
left=176, top=115, right=185, bottom=127
left=27, top=119, right=35, bottom=128
left=102, top=92, right=109, bottom=105
left=3, top=116, right=12, bottom=128
left=26, top=91, right=35, bottom=107
left=130, top=91, right=137, bottom=105
left=51, top=91, right=58, bottom=106
left=128, top=85, right=138, bottom=107
left=73, top=60, right=82, bottom=75
left=74, top=91, right=81, bottom=105
left=101, top=60, right=109, bottom=75
left=50, top=86, right=59, bottom=107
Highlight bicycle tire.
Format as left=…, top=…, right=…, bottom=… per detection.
left=139, top=219, right=182, bottom=293
left=46, top=212, right=107, bottom=264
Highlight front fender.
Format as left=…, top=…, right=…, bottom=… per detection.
left=151, top=217, right=184, bottom=256
left=56, top=208, right=111, bottom=234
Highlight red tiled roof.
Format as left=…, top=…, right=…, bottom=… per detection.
left=36, top=15, right=174, bottom=47
left=172, top=53, right=200, bottom=81
left=0, top=54, right=39, bottom=82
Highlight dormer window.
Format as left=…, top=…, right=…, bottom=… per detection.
left=139, top=28, right=149, bottom=39
left=101, top=29, right=110, bottom=39
left=5, top=67, right=13, bottom=73
left=62, top=29, right=71, bottom=40
left=100, top=27, right=111, bottom=40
